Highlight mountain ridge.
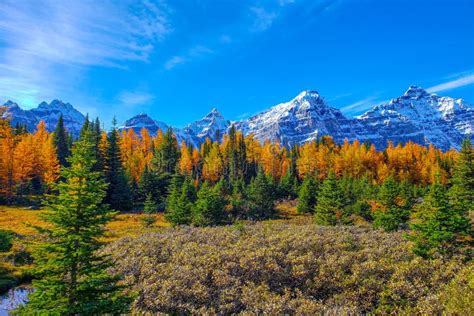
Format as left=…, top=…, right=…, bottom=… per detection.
left=2, top=86, right=473, bottom=150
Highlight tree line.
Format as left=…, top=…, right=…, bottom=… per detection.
left=0, top=111, right=472, bottom=313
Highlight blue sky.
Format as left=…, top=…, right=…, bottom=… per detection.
left=0, top=0, right=473, bottom=127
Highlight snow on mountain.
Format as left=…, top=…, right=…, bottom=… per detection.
left=234, top=90, right=356, bottom=146
left=120, top=108, right=230, bottom=147
left=119, top=113, right=170, bottom=135
left=356, top=86, right=474, bottom=150
left=3, top=86, right=472, bottom=150
left=1, top=99, right=85, bottom=136
left=182, top=108, right=230, bottom=142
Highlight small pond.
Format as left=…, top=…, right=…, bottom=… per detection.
left=0, top=287, right=31, bottom=315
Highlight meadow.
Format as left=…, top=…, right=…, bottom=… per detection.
left=0, top=205, right=168, bottom=293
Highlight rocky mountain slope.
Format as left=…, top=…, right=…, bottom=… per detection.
left=1, top=99, right=85, bottom=137
left=3, top=86, right=472, bottom=150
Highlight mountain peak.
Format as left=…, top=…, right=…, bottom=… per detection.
left=3, top=100, right=19, bottom=108
left=294, top=90, right=321, bottom=102
left=402, top=85, right=429, bottom=98
left=207, top=107, right=223, bottom=117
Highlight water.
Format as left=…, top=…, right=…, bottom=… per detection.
left=0, top=287, right=31, bottom=315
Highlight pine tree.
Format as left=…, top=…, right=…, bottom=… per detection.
left=373, top=176, right=408, bottom=232
left=247, top=169, right=275, bottom=220
left=53, top=114, right=70, bottom=167
left=20, top=131, right=131, bottom=314
left=314, top=172, right=342, bottom=225
left=152, top=128, right=179, bottom=174
left=193, top=182, right=227, bottom=226
left=408, top=176, right=471, bottom=258
left=142, top=193, right=157, bottom=227
left=165, top=175, right=194, bottom=225
left=448, top=139, right=474, bottom=216
left=297, top=175, right=317, bottom=214
left=104, top=125, right=132, bottom=212
left=279, top=169, right=298, bottom=200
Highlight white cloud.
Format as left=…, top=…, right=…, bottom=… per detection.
left=250, top=7, right=278, bottom=32
left=117, top=91, right=155, bottom=106
left=164, top=56, right=186, bottom=70
left=164, top=45, right=214, bottom=70
left=427, top=73, right=474, bottom=93
left=341, top=96, right=387, bottom=115
left=0, top=0, right=170, bottom=109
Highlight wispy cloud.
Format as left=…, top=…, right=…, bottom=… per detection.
left=117, top=90, right=155, bottom=107
left=340, top=96, right=387, bottom=115
left=164, top=45, right=214, bottom=70
left=0, top=0, right=170, bottom=109
left=250, top=6, right=278, bottom=32
left=427, top=72, right=474, bottom=93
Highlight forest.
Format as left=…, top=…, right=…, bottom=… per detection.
left=0, top=110, right=473, bottom=314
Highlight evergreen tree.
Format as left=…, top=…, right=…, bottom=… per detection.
left=408, top=176, right=471, bottom=258
left=104, top=125, right=132, bottom=212
left=142, top=193, right=157, bottom=227
left=193, top=182, right=227, bottom=226
left=152, top=128, right=179, bottom=174
left=79, top=114, right=90, bottom=140
left=449, top=139, right=474, bottom=216
left=373, top=176, right=409, bottom=232
left=297, top=175, right=317, bottom=214
left=53, top=114, right=70, bottom=167
left=247, top=169, right=275, bottom=220
left=229, top=178, right=247, bottom=219
left=279, top=169, right=299, bottom=200
left=165, top=175, right=195, bottom=225
left=138, top=166, right=169, bottom=207
left=314, top=172, right=343, bottom=225
left=20, top=131, right=131, bottom=314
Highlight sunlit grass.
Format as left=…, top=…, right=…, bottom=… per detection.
left=0, top=205, right=169, bottom=241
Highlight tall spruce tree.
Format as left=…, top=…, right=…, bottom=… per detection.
left=20, top=131, right=131, bottom=314
left=373, top=176, right=408, bottom=232
left=408, top=176, right=471, bottom=258
left=193, top=182, right=227, bottom=226
left=449, top=139, right=474, bottom=216
left=314, top=172, right=342, bottom=225
left=141, top=193, right=158, bottom=227
left=152, top=128, right=179, bottom=174
left=297, top=175, right=317, bottom=214
left=104, top=123, right=132, bottom=212
left=165, top=175, right=195, bottom=225
left=53, top=114, right=70, bottom=167
left=247, top=169, right=275, bottom=220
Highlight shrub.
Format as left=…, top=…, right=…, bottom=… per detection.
left=105, top=222, right=471, bottom=314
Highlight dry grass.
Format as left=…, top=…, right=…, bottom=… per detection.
left=0, top=205, right=169, bottom=241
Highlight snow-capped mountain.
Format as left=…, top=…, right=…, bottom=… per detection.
left=1, top=99, right=85, bottom=136
left=3, top=86, right=472, bottom=150
left=120, top=113, right=170, bottom=136
left=356, top=86, right=474, bottom=150
left=234, top=90, right=356, bottom=146
left=120, top=108, right=230, bottom=146
left=182, top=108, right=230, bottom=142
